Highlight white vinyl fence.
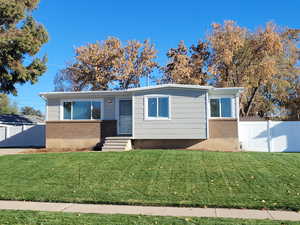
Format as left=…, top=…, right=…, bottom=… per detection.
left=0, top=124, right=45, bottom=148
left=239, top=121, right=300, bottom=152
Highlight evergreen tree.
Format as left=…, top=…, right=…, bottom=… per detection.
left=0, top=0, right=48, bottom=95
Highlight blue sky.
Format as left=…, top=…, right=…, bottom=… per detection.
left=9, top=0, right=300, bottom=113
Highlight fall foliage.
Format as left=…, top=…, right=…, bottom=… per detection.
left=207, top=21, right=300, bottom=117
left=161, top=40, right=209, bottom=85
left=54, top=37, right=158, bottom=91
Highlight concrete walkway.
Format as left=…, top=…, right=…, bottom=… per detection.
left=0, top=148, right=25, bottom=156
left=0, top=200, right=299, bottom=221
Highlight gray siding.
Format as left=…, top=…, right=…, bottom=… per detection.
left=103, top=97, right=115, bottom=120
left=134, top=88, right=207, bottom=139
left=46, top=96, right=116, bottom=121
left=47, top=98, right=60, bottom=120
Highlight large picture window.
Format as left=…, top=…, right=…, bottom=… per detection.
left=146, top=96, right=170, bottom=119
left=210, top=98, right=232, bottom=118
left=62, top=100, right=102, bottom=120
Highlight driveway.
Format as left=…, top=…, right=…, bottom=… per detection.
left=0, top=148, right=25, bottom=156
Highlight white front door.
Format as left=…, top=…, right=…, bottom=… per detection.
left=119, top=99, right=132, bottom=135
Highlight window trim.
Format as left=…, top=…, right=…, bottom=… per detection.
left=144, top=95, right=171, bottom=120
left=209, top=97, right=235, bottom=119
left=60, top=99, right=104, bottom=120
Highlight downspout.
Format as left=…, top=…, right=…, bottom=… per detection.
left=206, top=91, right=209, bottom=139
left=236, top=93, right=241, bottom=150
left=132, top=94, right=135, bottom=139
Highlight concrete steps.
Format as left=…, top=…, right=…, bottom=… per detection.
left=102, top=137, right=132, bottom=152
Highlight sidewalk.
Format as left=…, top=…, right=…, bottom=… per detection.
left=0, top=148, right=26, bottom=156
left=0, top=200, right=299, bottom=221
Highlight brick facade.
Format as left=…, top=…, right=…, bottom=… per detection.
left=46, top=120, right=117, bottom=149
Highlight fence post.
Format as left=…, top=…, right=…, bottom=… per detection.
left=267, top=120, right=271, bottom=152
left=5, top=126, right=10, bottom=140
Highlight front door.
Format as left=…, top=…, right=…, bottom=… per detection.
left=119, top=99, right=132, bottom=135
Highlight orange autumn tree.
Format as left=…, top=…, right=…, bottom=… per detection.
left=208, top=21, right=300, bottom=117
left=161, top=40, right=209, bottom=85
left=54, top=37, right=158, bottom=91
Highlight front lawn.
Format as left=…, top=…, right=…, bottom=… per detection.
left=0, top=150, right=299, bottom=210
left=0, top=210, right=297, bottom=225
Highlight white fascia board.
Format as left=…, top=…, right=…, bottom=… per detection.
left=39, top=84, right=244, bottom=100
left=39, top=84, right=214, bottom=99
left=209, top=87, right=244, bottom=96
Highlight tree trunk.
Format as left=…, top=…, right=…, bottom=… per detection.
left=244, top=86, right=259, bottom=116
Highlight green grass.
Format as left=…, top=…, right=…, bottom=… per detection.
left=0, top=210, right=298, bottom=225
left=0, top=150, right=299, bottom=210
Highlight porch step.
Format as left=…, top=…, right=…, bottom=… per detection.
left=105, top=136, right=133, bottom=140
left=104, top=142, right=127, bottom=147
left=104, top=139, right=130, bottom=144
left=102, top=137, right=132, bottom=152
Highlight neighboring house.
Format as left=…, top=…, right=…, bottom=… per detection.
left=0, top=114, right=45, bottom=148
left=40, top=84, right=243, bottom=151
left=0, top=114, right=44, bottom=126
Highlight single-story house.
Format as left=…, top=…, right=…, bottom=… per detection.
left=40, top=84, right=243, bottom=151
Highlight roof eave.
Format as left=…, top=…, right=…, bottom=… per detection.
left=209, top=87, right=244, bottom=95
left=39, top=84, right=214, bottom=99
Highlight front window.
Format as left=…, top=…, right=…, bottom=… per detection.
left=62, top=100, right=102, bottom=120
left=73, top=101, right=91, bottom=120
left=210, top=98, right=232, bottom=118
left=146, top=96, right=170, bottom=119
left=63, top=102, right=72, bottom=120
left=92, top=102, right=101, bottom=119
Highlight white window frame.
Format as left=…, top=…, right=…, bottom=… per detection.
left=60, top=99, right=104, bottom=120
left=144, top=95, right=171, bottom=120
left=209, top=96, right=235, bottom=119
